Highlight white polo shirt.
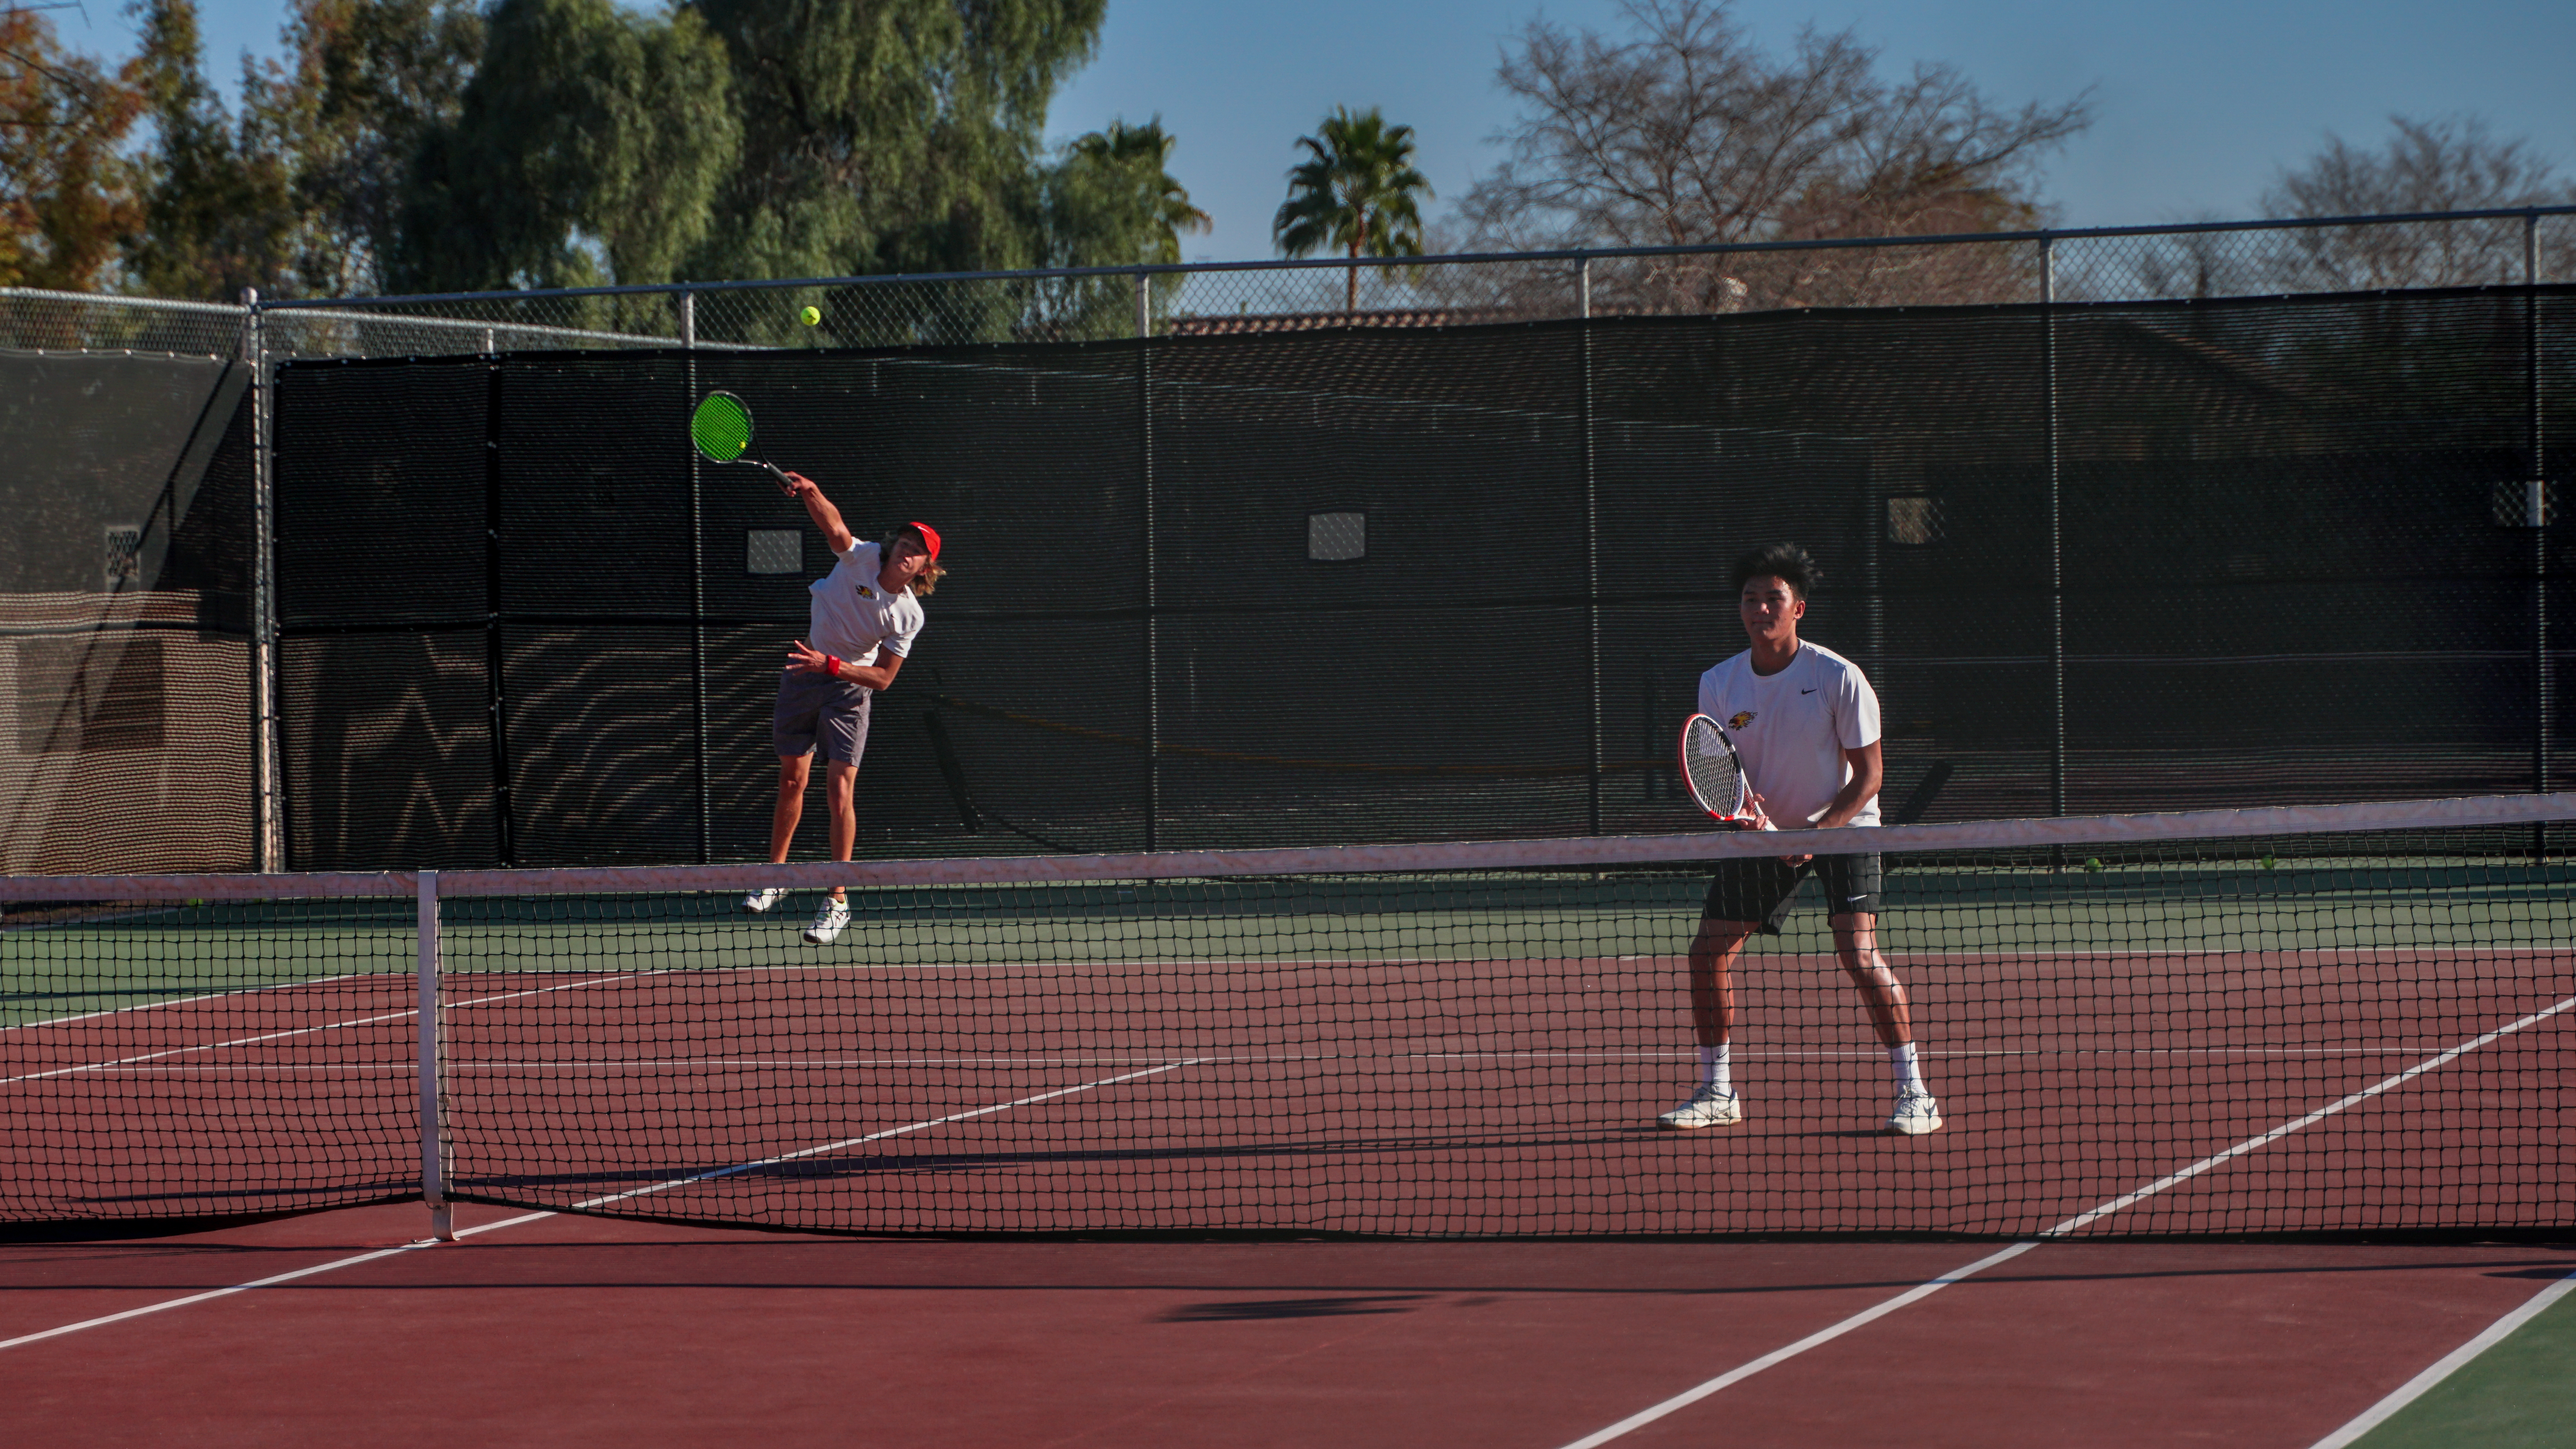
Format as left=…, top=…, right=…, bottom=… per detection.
left=1696, top=640, right=1881, bottom=828
left=806, top=540, right=923, bottom=667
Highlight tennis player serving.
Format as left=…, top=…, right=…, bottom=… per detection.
left=1660, top=543, right=1942, bottom=1136
left=741, top=471, right=945, bottom=945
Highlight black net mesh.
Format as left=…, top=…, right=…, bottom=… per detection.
left=4, top=808, right=2569, bottom=1237
left=0, top=351, right=258, bottom=874
left=264, top=288, right=2571, bottom=869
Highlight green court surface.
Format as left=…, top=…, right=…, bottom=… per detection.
left=2351, top=1278, right=2576, bottom=1449
left=5, top=858, right=2569, bottom=1028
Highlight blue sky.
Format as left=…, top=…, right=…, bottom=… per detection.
left=70, top=0, right=2576, bottom=266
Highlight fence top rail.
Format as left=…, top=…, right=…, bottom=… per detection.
left=255, top=204, right=2576, bottom=314
left=4, top=795, right=2568, bottom=904
left=0, top=286, right=249, bottom=317
left=261, top=309, right=771, bottom=355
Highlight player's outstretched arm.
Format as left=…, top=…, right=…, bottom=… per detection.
left=784, top=473, right=855, bottom=554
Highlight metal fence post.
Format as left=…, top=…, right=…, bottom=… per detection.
left=483, top=357, right=516, bottom=865
left=1579, top=257, right=1602, bottom=834
left=243, top=289, right=283, bottom=872
left=2528, top=214, right=2551, bottom=859
left=683, top=287, right=710, bottom=864
left=1139, top=270, right=1159, bottom=849
left=2043, top=237, right=2066, bottom=843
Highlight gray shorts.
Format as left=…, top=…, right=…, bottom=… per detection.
left=772, top=670, right=873, bottom=764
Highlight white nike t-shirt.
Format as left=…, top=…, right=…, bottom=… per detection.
left=805, top=540, right=924, bottom=667
left=1695, top=640, right=1881, bottom=827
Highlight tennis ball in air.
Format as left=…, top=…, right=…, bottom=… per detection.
left=799, top=305, right=822, bottom=326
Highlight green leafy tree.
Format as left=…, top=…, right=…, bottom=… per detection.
left=1272, top=106, right=1430, bottom=313
left=1057, top=116, right=1206, bottom=266
left=395, top=0, right=738, bottom=306
left=86, top=0, right=1160, bottom=327
left=0, top=5, right=146, bottom=291
left=242, top=0, right=483, bottom=296
left=687, top=0, right=1106, bottom=311
left=1022, top=115, right=1207, bottom=338
left=124, top=0, right=298, bottom=300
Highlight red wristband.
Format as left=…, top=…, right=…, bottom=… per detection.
left=824, top=655, right=842, bottom=679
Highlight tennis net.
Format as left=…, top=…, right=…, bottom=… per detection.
left=4, top=794, right=2570, bottom=1239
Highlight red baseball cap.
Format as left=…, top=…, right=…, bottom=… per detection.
left=906, top=521, right=941, bottom=562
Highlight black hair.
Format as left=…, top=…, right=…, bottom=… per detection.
left=1730, top=542, right=1821, bottom=599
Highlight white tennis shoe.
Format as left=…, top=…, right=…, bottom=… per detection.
left=803, top=895, right=850, bottom=945
left=741, top=888, right=784, bottom=914
left=1656, top=1085, right=1744, bottom=1130
left=1886, top=1086, right=1944, bottom=1135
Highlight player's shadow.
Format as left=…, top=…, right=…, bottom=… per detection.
left=1160, top=1294, right=1431, bottom=1321
left=456, top=1119, right=1942, bottom=1196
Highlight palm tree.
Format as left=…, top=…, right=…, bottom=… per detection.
left=1067, top=117, right=1210, bottom=265
left=1272, top=106, right=1431, bottom=313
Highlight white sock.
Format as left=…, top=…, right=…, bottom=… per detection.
left=1699, top=1044, right=1732, bottom=1096
left=1889, top=1042, right=1923, bottom=1092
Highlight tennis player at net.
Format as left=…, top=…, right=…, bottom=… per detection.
left=1661, top=543, right=1943, bottom=1136
left=741, top=471, right=944, bottom=945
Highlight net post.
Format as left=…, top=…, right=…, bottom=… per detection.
left=418, top=870, right=453, bottom=1242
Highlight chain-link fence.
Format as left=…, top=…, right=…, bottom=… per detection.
left=4, top=202, right=2571, bottom=874
left=246, top=205, right=2576, bottom=350
left=8, top=205, right=2567, bottom=356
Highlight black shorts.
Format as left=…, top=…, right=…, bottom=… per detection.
left=1702, top=853, right=1883, bottom=934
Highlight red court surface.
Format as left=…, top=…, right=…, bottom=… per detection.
left=3, top=1201, right=2570, bottom=1447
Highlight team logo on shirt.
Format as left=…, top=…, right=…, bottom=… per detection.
left=1727, top=712, right=1755, bottom=730
left=855, top=584, right=876, bottom=599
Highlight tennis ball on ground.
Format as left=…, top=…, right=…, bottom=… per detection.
left=799, top=305, right=822, bottom=326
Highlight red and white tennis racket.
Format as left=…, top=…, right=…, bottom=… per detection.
left=1680, top=713, right=1771, bottom=830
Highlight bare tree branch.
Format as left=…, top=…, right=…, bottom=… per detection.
left=1460, top=0, right=2090, bottom=310
left=2255, top=115, right=2576, bottom=290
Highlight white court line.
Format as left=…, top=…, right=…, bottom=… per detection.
left=1554, top=992, right=2576, bottom=1449
left=1557, top=1241, right=2044, bottom=1449
left=0, top=970, right=402, bottom=1034
left=0, top=1060, right=1199, bottom=1354
left=559, top=1060, right=1201, bottom=1211
left=0, top=973, right=659, bottom=1088
left=2308, top=1268, right=2576, bottom=1449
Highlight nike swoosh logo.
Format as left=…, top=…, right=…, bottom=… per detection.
left=1801, top=688, right=1817, bottom=694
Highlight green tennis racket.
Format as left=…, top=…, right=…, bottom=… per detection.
left=691, top=391, right=793, bottom=491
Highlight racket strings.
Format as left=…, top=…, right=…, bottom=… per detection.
left=691, top=393, right=755, bottom=463
left=1682, top=719, right=1748, bottom=819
